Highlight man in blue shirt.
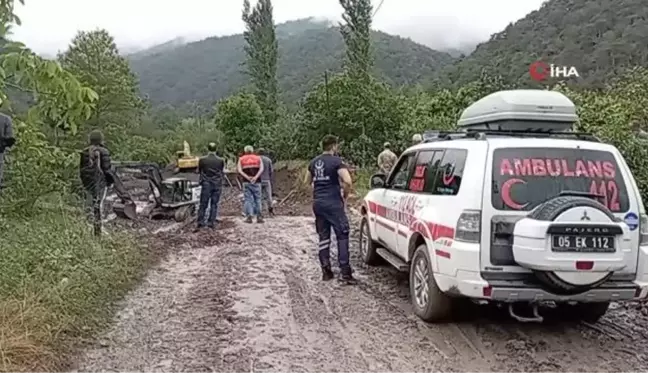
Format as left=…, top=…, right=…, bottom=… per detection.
left=307, top=135, right=355, bottom=283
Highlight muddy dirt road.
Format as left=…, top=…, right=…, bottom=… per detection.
left=72, top=210, right=648, bottom=372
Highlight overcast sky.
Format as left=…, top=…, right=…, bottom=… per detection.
left=13, top=0, right=547, bottom=55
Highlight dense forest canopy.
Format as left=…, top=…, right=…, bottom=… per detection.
left=132, top=0, right=648, bottom=108
left=438, top=0, right=648, bottom=87
left=129, top=18, right=456, bottom=108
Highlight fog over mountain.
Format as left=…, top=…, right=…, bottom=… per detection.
left=14, top=0, right=546, bottom=56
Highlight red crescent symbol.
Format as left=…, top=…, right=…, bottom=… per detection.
left=529, top=61, right=549, bottom=81
left=442, top=164, right=455, bottom=186
left=501, top=178, right=528, bottom=210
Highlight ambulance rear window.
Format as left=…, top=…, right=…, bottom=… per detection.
left=491, top=147, right=629, bottom=212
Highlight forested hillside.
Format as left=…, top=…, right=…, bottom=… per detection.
left=129, top=18, right=455, bottom=107
left=438, top=0, right=648, bottom=87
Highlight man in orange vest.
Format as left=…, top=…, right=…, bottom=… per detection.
left=237, top=145, right=265, bottom=223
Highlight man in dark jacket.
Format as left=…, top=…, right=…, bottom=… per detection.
left=195, top=142, right=225, bottom=231
left=0, top=112, right=15, bottom=189
left=79, top=130, right=113, bottom=236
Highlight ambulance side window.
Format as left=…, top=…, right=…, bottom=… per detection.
left=388, top=153, right=416, bottom=190
left=407, top=150, right=443, bottom=193
left=430, top=149, right=467, bottom=196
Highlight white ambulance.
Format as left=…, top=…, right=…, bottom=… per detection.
left=359, top=89, right=648, bottom=323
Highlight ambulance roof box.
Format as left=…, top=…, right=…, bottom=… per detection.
left=457, top=90, right=578, bottom=132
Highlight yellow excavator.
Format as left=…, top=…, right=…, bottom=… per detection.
left=175, top=141, right=199, bottom=172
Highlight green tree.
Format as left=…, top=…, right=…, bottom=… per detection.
left=242, top=0, right=278, bottom=125
left=0, top=0, right=98, bottom=209
left=303, top=74, right=407, bottom=165
left=215, top=93, right=264, bottom=156
left=58, top=29, right=144, bottom=150
left=339, top=0, right=373, bottom=82
left=554, top=67, right=648, bottom=200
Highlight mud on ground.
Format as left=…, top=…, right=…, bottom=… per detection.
left=76, top=216, right=648, bottom=372
left=79, top=165, right=648, bottom=372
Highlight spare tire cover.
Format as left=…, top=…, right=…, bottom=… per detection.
left=527, top=195, right=616, bottom=294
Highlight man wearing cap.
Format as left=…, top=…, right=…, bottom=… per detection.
left=411, top=133, right=423, bottom=145
left=377, top=141, right=397, bottom=175
left=237, top=145, right=264, bottom=223
left=79, top=130, right=114, bottom=236
left=195, top=142, right=225, bottom=231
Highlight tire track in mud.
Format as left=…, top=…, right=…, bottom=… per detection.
left=224, top=217, right=461, bottom=372
left=347, top=221, right=648, bottom=372
left=73, top=214, right=648, bottom=372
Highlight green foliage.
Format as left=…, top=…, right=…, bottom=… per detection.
left=129, top=18, right=455, bottom=108
left=339, top=0, right=373, bottom=81
left=0, top=7, right=97, bottom=210
left=215, top=93, right=265, bottom=156
left=258, top=106, right=304, bottom=160
left=0, top=207, right=147, bottom=371
left=438, top=0, right=648, bottom=88
left=0, top=2, right=147, bottom=371
left=302, top=74, right=408, bottom=165
left=242, top=0, right=279, bottom=125
left=554, top=67, right=648, bottom=200
left=58, top=29, right=145, bottom=150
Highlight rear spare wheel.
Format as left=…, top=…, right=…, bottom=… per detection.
left=409, top=245, right=452, bottom=322
left=512, top=196, right=628, bottom=295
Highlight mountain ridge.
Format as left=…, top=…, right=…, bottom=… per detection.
left=437, top=0, right=648, bottom=87
left=129, top=18, right=456, bottom=107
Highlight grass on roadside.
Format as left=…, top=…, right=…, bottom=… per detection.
left=0, top=198, right=148, bottom=372
left=353, top=168, right=374, bottom=199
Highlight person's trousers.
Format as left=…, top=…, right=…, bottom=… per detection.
left=243, top=182, right=262, bottom=217
left=261, top=180, right=273, bottom=213
left=84, top=186, right=107, bottom=237
left=313, top=202, right=351, bottom=275
left=198, top=182, right=222, bottom=227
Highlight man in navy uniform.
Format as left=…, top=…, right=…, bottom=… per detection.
left=306, top=135, right=355, bottom=283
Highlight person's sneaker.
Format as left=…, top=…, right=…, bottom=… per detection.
left=257, top=216, right=264, bottom=223
left=339, top=272, right=357, bottom=285
left=193, top=226, right=203, bottom=233
left=244, top=216, right=253, bottom=223
left=268, top=208, right=275, bottom=216
left=322, top=266, right=334, bottom=281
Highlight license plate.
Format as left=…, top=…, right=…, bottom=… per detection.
left=551, top=235, right=615, bottom=252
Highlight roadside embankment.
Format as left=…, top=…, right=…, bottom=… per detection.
left=0, top=198, right=153, bottom=372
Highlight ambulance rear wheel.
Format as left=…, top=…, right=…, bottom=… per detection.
left=410, top=245, right=452, bottom=322
left=359, top=216, right=381, bottom=265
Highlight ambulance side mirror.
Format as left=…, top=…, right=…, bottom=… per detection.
left=370, top=174, right=386, bottom=189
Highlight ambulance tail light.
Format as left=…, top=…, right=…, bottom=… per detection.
left=456, top=210, right=481, bottom=243
left=640, top=213, right=648, bottom=245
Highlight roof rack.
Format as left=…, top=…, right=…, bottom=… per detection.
left=422, top=129, right=600, bottom=143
